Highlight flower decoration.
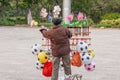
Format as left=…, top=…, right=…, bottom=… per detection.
left=67, top=14, right=74, bottom=21
left=77, top=12, right=84, bottom=21
left=40, top=8, right=48, bottom=18
left=53, top=5, right=61, bottom=12
left=53, top=5, right=61, bottom=18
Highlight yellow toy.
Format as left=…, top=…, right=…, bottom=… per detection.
left=37, top=51, right=49, bottom=64
left=87, top=49, right=95, bottom=58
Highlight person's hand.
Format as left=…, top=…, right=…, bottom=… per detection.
left=39, top=25, right=47, bottom=32
left=41, top=25, right=49, bottom=30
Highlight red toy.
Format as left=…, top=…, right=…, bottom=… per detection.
left=42, top=61, right=52, bottom=77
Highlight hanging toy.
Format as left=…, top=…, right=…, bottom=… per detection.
left=59, top=61, right=64, bottom=71
left=81, top=52, right=92, bottom=64
left=71, top=52, right=83, bottom=67
left=84, top=61, right=96, bottom=71
left=37, top=51, right=49, bottom=64
left=42, top=61, right=52, bottom=77
left=87, top=49, right=95, bottom=58
left=35, top=60, right=44, bottom=70
left=31, top=44, right=42, bottom=55
left=76, top=41, right=88, bottom=53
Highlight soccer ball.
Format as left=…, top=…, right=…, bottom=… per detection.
left=81, top=52, right=92, bottom=64
left=35, top=60, right=44, bottom=70
left=76, top=41, right=88, bottom=53
left=84, top=61, right=96, bottom=71
left=37, top=51, right=49, bottom=64
left=32, top=44, right=42, bottom=55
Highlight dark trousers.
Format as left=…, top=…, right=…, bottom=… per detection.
left=51, top=54, right=71, bottom=80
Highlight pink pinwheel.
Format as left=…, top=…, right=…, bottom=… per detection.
left=77, top=13, right=84, bottom=21
left=67, top=14, right=74, bottom=21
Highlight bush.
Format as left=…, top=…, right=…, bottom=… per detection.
left=39, top=22, right=53, bottom=27
left=16, top=17, right=27, bottom=24
left=88, top=18, right=95, bottom=26
left=96, top=23, right=113, bottom=28
left=96, top=18, right=120, bottom=28
left=102, top=13, right=120, bottom=20
left=100, top=18, right=120, bottom=28
left=33, top=17, right=42, bottom=24
left=8, top=17, right=27, bottom=24
left=0, top=21, right=15, bottom=26
left=0, top=16, right=15, bottom=26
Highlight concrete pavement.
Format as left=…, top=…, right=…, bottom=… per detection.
left=0, top=27, right=120, bottom=80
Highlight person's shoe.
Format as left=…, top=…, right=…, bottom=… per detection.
left=64, top=78, right=71, bottom=80
left=64, top=74, right=71, bottom=80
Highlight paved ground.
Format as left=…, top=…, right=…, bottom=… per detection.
left=0, top=26, right=120, bottom=80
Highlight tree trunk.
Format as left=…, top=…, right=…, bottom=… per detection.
left=27, top=9, right=32, bottom=25
left=63, top=0, right=71, bottom=24
left=16, top=0, right=18, bottom=16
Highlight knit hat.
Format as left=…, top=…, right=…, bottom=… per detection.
left=52, top=18, right=62, bottom=25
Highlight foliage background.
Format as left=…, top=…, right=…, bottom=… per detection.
left=0, top=0, right=120, bottom=28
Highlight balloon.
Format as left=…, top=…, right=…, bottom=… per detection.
left=32, top=20, right=35, bottom=23
left=37, top=51, right=49, bottom=64
left=30, top=20, right=35, bottom=27
left=34, top=22, right=38, bottom=26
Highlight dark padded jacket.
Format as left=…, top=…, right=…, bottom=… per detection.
left=40, top=26, right=72, bottom=57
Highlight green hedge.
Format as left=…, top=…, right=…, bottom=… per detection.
left=0, top=17, right=42, bottom=26
left=102, top=13, right=120, bottom=20
left=95, top=13, right=120, bottom=28
left=96, top=23, right=113, bottom=28
left=8, top=17, right=27, bottom=24
left=0, top=16, right=15, bottom=26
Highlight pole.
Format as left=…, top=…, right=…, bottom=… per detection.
left=63, top=0, right=71, bottom=24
